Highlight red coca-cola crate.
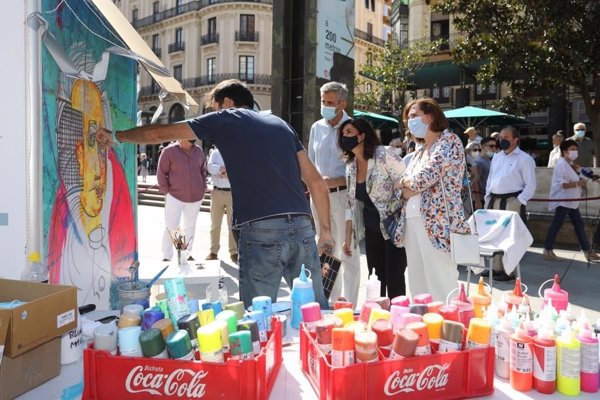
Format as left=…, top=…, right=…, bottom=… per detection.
left=83, top=317, right=282, bottom=400
left=300, top=324, right=494, bottom=400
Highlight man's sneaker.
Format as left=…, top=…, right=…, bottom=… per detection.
left=493, top=271, right=516, bottom=283
left=543, top=249, right=561, bottom=261
left=585, top=251, right=600, bottom=262
left=205, top=252, right=218, bottom=260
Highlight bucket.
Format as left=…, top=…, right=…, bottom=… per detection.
left=117, top=281, right=150, bottom=312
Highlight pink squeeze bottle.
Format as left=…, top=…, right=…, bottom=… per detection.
left=577, top=328, right=599, bottom=393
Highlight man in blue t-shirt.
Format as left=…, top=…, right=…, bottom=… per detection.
left=98, top=80, right=333, bottom=308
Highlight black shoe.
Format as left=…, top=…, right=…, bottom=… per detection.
left=493, top=272, right=516, bottom=283
left=187, top=255, right=195, bottom=261
left=162, top=258, right=170, bottom=262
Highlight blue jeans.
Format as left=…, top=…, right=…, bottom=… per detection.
left=544, top=206, right=590, bottom=251
left=237, top=214, right=329, bottom=309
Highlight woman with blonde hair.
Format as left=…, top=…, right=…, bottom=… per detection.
left=397, top=98, right=471, bottom=301
left=139, top=153, right=149, bottom=182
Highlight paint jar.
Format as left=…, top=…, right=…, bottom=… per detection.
left=229, top=331, right=253, bottom=360
left=331, top=328, right=355, bottom=367
left=178, top=313, right=201, bottom=349
left=389, top=328, right=419, bottom=359
left=118, top=326, right=142, bottom=357
left=117, top=281, right=150, bottom=312
left=197, top=323, right=224, bottom=363
left=166, top=330, right=194, bottom=360
left=355, top=330, right=379, bottom=363
left=467, top=318, right=492, bottom=349
left=151, top=318, right=175, bottom=341
left=139, top=328, right=168, bottom=359
left=406, top=321, right=431, bottom=356
left=141, top=308, right=165, bottom=331
left=252, top=296, right=273, bottom=331
left=93, top=322, right=118, bottom=355
left=372, top=319, right=394, bottom=351
left=423, top=313, right=444, bottom=352
left=315, top=318, right=336, bottom=355
left=439, top=320, right=464, bottom=353
left=300, top=302, right=322, bottom=332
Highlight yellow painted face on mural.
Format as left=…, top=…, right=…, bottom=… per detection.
left=71, top=80, right=107, bottom=218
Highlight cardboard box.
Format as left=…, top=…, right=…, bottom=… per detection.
left=0, top=337, right=61, bottom=400
left=0, top=279, right=77, bottom=357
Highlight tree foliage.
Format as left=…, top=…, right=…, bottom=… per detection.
left=355, top=39, right=440, bottom=115
left=435, top=0, right=600, bottom=139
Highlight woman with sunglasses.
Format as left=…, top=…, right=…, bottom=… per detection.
left=337, top=117, right=407, bottom=298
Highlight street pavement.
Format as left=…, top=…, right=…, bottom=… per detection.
left=136, top=176, right=600, bottom=322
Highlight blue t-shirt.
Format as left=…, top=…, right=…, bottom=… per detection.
left=186, top=108, right=311, bottom=226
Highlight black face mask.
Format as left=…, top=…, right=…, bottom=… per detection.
left=188, top=139, right=197, bottom=145
left=340, top=136, right=361, bottom=152
left=499, top=139, right=511, bottom=150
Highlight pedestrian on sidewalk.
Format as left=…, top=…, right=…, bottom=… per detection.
left=157, top=140, right=207, bottom=262
left=206, top=147, right=238, bottom=263
left=543, top=139, right=600, bottom=262
left=97, top=79, right=333, bottom=309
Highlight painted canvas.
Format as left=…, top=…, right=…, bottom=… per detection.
left=41, top=0, right=137, bottom=309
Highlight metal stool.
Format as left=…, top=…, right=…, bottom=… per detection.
left=465, top=245, right=521, bottom=295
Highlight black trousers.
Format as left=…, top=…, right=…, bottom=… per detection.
left=364, top=227, right=407, bottom=298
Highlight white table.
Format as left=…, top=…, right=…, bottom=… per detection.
left=138, top=259, right=221, bottom=298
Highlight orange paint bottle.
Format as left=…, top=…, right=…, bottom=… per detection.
left=510, top=322, right=533, bottom=392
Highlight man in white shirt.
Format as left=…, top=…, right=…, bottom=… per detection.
left=308, top=82, right=361, bottom=305
left=485, top=126, right=537, bottom=282
left=206, top=147, right=238, bottom=263
left=547, top=131, right=564, bottom=168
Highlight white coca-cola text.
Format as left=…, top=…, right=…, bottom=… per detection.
left=383, top=364, right=450, bottom=395
left=125, top=365, right=208, bottom=398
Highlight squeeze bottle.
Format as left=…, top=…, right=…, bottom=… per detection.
left=533, top=325, right=556, bottom=394
left=290, top=264, right=315, bottom=329
left=366, top=271, right=381, bottom=301
left=577, top=328, right=599, bottom=393
left=541, top=274, right=569, bottom=312
left=495, top=316, right=515, bottom=379
left=450, top=283, right=475, bottom=328
left=469, top=277, right=492, bottom=318
left=504, top=278, right=524, bottom=311
left=556, top=328, right=581, bottom=396
left=510, top=322, right=533, bottom=391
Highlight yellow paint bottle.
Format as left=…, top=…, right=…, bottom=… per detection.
left=556, top=328, right=581, bottom=396
left=469, top=277, right=492, bottom=319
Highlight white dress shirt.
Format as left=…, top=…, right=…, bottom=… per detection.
left=207, top=148, right=231, bottom=189
left=547, top=146, right=561, bottom=168
left=548, top=157, right=581, bottom=210
left=485, top=147, right=537, bottom=205
left=308, top=111, right=349, bottom=179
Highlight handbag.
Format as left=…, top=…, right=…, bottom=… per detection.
left=441, top=169, right=480, bottom=265
left=382, top=209, right=400, bottom=239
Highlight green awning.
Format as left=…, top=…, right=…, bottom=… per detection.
left=353, top=110, right=399, bottom=129
left=444, top=106, right=529, bottom=129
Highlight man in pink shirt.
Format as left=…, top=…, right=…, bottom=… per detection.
left=157, top=139, right=207, bottom=261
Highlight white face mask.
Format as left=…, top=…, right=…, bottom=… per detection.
left=575, top=130, right=585, bottom=139
left=471, top=151, right=481, bottom=159
left=567, top=150, right=578, bottom=160
left=486, top=151, right=495, bottom=159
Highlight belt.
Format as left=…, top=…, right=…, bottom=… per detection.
left=329, top=185, right=347, bottom=193
left=213, top=187, right=231, bottom=192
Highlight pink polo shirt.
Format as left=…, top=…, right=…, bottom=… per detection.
left=157, top=142, right=207, bottom=203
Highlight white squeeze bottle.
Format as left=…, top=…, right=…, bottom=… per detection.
left=366, top=271, right=381, bottom=301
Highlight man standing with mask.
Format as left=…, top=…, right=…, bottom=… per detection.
left=485, top=126, right=536, bottom=282
left=308, top=82, right=361, bottom=305
left=157, top=139, right=207, bottom=261
left=475, top=137, right=498, bottom=209
left=569, top=122, right=596, bottom=167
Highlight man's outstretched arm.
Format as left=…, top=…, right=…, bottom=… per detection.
left=97, top=122, right=196, bottom=146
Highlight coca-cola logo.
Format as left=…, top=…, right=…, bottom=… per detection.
left=383, top=364, right=450, bottom=395
left=125, top=365, right=208, bottom=398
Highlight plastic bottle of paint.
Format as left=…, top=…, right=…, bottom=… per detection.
left=532, top=325, right=556, bottom=394
left=495, top=316, right=515, bottom=379
left=577, top=328, right=599, bottom=393
left=504, top=278, right=525, bottom=311
left=290, top=264, right=315, bottom=329
left=300, top=302, right=322, bottom=332
left=556, top=328, right=581, bottom=396
left=315, top=318, right=336, bottom=355
left=423, top=313, right=443, bottom=352
left=197, top=323, right=224, bottom=363
left=540, top=274, right=569, bottom=313
left=372, top=319, right=394, bottom=352
left=406, top=321, right=431, bottom=356
left=510, top=322, right=533, bottom=391
left=372, top=296, right=391, bottom=311
left=355, top=330, right=379, bottom=363
left=469, top=277, right=492, bottom=319
left=359, top=301, right=382, bottom=324
left=467, top=318, right=492, bottom=349
left=450, top=283, right=475, bottom=329
left=389, top=328, right=419, bottom=359
left=439, top=320, right=464, bottom=353
left=331, top=328, right=355, bottom=367
left=366, top=271, right=381, bottom=301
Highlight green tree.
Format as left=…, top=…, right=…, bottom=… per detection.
left=355, top=39, right=440, bottom=116
left=436, top=0, right=600, bottom=143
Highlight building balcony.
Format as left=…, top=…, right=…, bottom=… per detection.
left=132, top=0, right=274, bottom=29
left=354, top=29, right=386, bottom=47
left=182, top=73, right=271, bottom=88
left=168, top=41, right=185, bottom=53
left=139, top=84, right=161, bottom=97
left=235, top=30, right=259, bottom=42
left=201, top=33, right=219, bottom=45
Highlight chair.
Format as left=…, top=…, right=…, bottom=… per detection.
left=465, top=209, right=531, bottom=295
